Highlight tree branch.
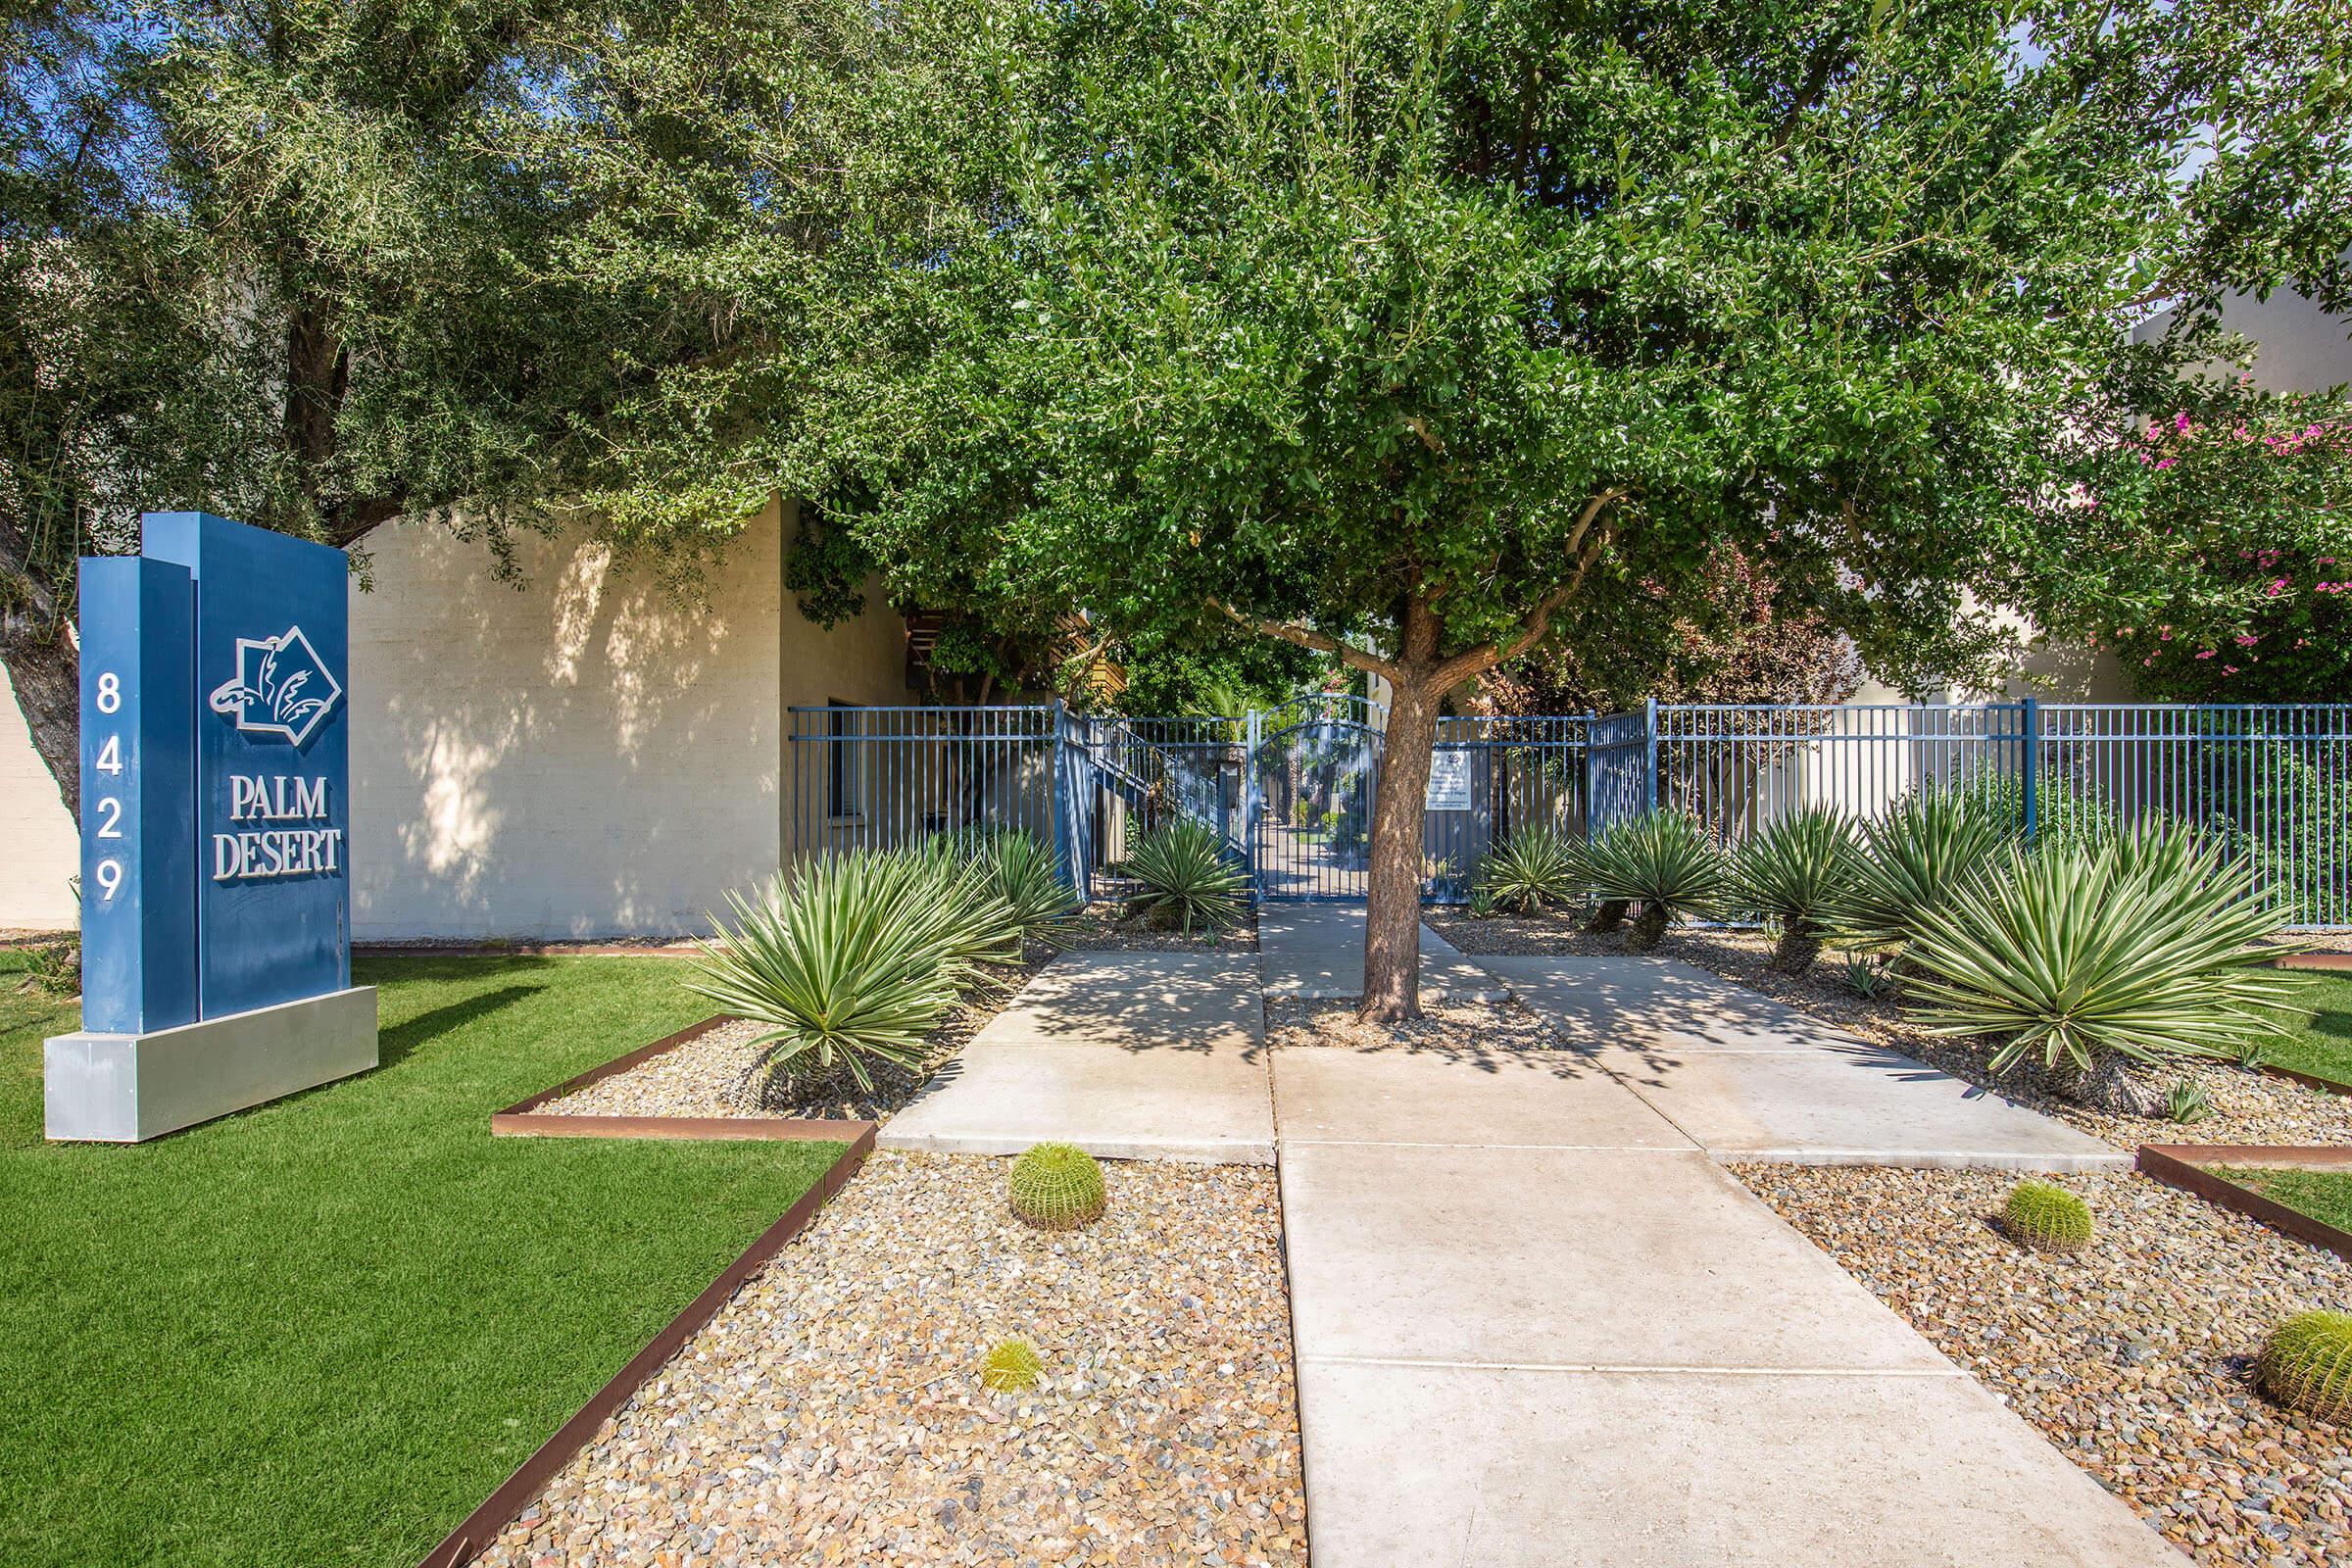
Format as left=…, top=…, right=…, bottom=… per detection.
left=1206, top=598, right=1402, bottom=683
left=1429, top=488, right=1626, bottom=689
left=1772, top=32, right=1850, bottom=152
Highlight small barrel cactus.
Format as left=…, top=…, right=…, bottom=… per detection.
left=2003, top=1180, right=2093, bottom=1253
left=980, top=1338, right=1044, bottom=1393
left=2261, top=1312, right=2352, bottom=1423
left=1007, top=1142, right=1106, bottom=1230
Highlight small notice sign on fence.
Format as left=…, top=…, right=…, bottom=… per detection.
left=1425, top=747, right=1472, bottom=810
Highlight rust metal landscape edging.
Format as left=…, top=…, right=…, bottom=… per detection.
left=2257, top=1060, right=2352, bottom=1098
left=2136, top=1143, right=2352, bottom=1265
left=416, top=1123, right=876, bottom=1568
left=491, top=1014, right=873, bottom=1142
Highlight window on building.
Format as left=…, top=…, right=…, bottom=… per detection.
left=828, top=701, right=858, bottom=818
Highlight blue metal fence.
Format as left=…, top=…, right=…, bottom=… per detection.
left=786, top=699, right=2352, bottom=928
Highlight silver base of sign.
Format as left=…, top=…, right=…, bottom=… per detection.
left=43, top=986, right=379, bottom=1143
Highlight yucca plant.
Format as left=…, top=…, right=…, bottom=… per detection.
left=1834, top=787, right=2013, bottom=956
left=687, top=854, right=970, bottom=1094
left=1584, top=895, right=1631, bottom=934
left=1585, top=809, right=1728, bottom=952
left=1124, top=818, right=1248, bottom=932
left=1900, top=823, right=2292, bottom=1115
left=1731, top=807, right=1860, bottom=974
left=904, top=837, right=1028, bottom=979
left=1476, top=825, right=1586, bottom=917
left=977, top=829, right=1080, bottom=948
left=1838, top=951, right=1898, bottom=1002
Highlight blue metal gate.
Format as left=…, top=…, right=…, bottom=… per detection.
left=1249, top=696, right=1384, bottom=901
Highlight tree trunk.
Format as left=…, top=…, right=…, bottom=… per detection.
left=283, top=304, right=348, bottom=514
left=1773, top=921, right=1822, bottom=975
left=2052, top=1052, right=2166, bottom=1118
left=0, top=627, right=79, bottom=825
left=1360, top=603, right=1444, bottom=1022
left=1585, top=898, right=1629, bottom=933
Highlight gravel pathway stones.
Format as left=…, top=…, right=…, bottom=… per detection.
left=879, top=952, right=1275, bottom=1163
left=469, top=1152, right=1304, bottom=1568
left=1254, top=904, right=1507, bottom=1001
left=1737, top=1164, right=2352, bottom=1567
left=1486, top=954, right=2130, bottom=1170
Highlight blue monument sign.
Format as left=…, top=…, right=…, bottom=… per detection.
left=46, top=512, right=377, bottom=1143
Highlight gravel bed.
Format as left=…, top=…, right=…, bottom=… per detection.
left=1432, top=914, right=2352, bottom=1151
left=541, top=955, right=1048, bottom=1122
left=1734, top=1163, right=2352, bottom=1566
left=470, top=1152, right=1304, bottom=1568
left=1264, top=993, right=1562, bottom=1057
left=1060, top=904, right=1258, bottom=955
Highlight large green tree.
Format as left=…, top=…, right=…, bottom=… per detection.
left=0, top=0, right=700, bottom=816
left=568, top=0, right=2343, bottom=1016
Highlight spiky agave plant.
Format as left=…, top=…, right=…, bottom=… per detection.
left=979, top=829, right=1081, bottom=948
left=1834, top=787, right=2013, bottom=956
left=1124, top=818, right=1248, bottom=933
left=1730, top=807, right=1860, bottom=974
left=904, top=836, right=1028, bottom=980
left=1476, top=825, right=1586, bottom=917
left=1900, top=823, right=2290, bottom=1115
left=686, top=854, right=968, bottom=1095
left=1585, top=809, right=1728, bottom=952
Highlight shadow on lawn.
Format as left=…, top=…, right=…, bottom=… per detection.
left=369, top=966, right=558, bottom=1072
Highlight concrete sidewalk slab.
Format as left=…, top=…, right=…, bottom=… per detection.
left=1276, top=1140, right=1952, bottom=1372
left=1272, top=1045, right=1691, bottom=1151
left=1494, top=954, right=2128, bottom=1172
left=876, top=950, right=1274, bottom=1164
left=1293, top=1359, right=2185, bottom=1567
left=1257, top=904, right=1508, bottom=1001
left=1482, top=954, right=1864, bottom=1053
left=1597, top=1042, right=2131, bottom=1171
left=879, top=1041, right=1274, bottom=1162
left=971, top=951, right=1262, bottom=1052
left=1272, top=948, right=2175, bottom=1566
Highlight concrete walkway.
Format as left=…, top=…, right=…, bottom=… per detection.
left=1257, top=903, right=1509, bottom=1001
left=1271, top=1004, right=2180, bottom=1565
left=878, top=951, right=1274, bottom=1163
left=1488, top=955, right=2128, bottom=1171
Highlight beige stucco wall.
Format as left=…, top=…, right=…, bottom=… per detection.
left=2136, top=278, right=2352, bottom=396
left=0, top=662, right=80, bottom=929
left=350, top=498, right=908, bottom=940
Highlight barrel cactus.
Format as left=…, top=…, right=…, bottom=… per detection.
left=2260, top=1312, right=2352, bottom=1423
left=1007, top=1142, right=1106, bottom=1230
left=2002, top=1180, right=2092, bottom=1253
left=980, top=1338, right=1044, bottom=1393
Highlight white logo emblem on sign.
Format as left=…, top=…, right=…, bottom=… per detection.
left=206, top=625, right=343, bottom=748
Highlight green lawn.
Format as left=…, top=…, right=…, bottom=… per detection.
left=2267, top=972, right=2352, bottom=1089
left=1, top=954, right=840, bottom=1568
left=2220, top=1166, right=2352, bottom=1232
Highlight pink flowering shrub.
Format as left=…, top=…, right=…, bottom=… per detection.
left=2088, top=407, right=2352, bottom=704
